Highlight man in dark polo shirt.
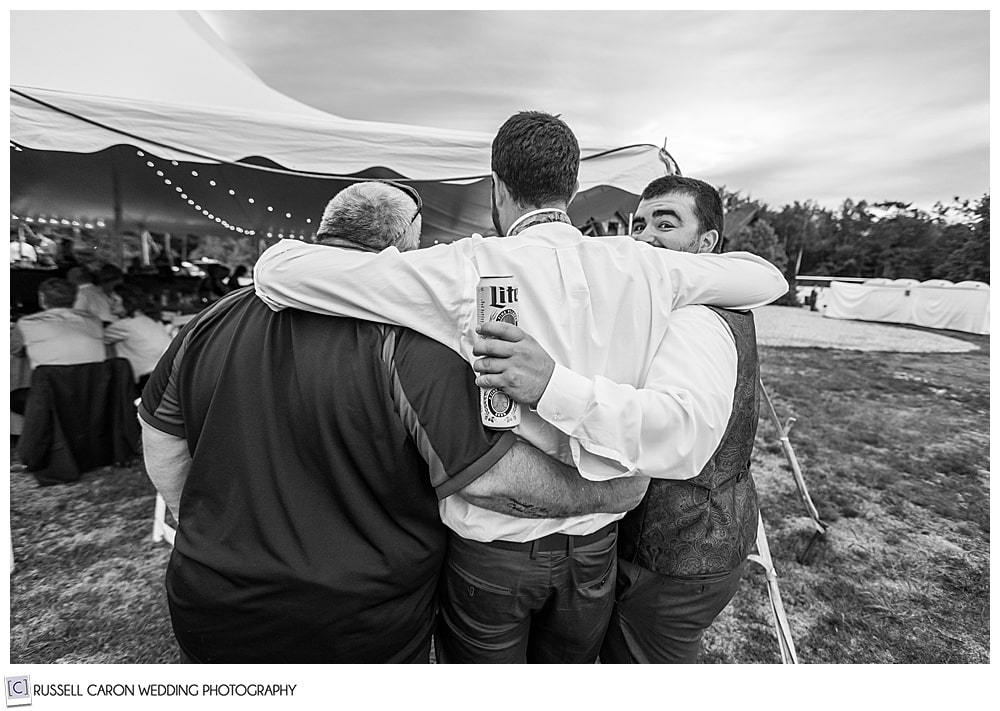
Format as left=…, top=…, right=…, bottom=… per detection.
left=140, top=181, right=646, bottom=663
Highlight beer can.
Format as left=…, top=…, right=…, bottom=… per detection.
left=477, top=276, right=521, bottom=429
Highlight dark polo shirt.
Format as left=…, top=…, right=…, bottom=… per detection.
left=140, top=288, right=514, bottom=663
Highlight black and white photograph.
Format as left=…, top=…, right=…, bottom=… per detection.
left=6, top=6, right=990, bottom=707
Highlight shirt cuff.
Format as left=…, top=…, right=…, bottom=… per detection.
left=534, top=363, right=595, bottom=436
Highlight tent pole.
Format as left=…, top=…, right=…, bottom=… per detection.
left=112, top=154, right=124, bottom=269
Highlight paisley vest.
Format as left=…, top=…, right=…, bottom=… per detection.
left=618, top=307, right=760, bottom=578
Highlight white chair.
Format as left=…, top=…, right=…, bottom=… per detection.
left=152, top=494, right=176, bottom=546
left=137, top=397, right=177, bottom=547
left=747, top=512, right=798, bottom=664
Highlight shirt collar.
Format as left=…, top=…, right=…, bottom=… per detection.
left=506, top=208, right=573, bottom=236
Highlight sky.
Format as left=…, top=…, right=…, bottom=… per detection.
left=196, top=9, right=990, bottom=214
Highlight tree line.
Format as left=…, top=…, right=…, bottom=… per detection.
left=721, top=191, right=990, bottom=300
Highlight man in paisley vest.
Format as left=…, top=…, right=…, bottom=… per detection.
left=599, top=175, right=762, bottom=663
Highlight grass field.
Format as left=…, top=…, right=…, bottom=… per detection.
left=8, top=319, right=990, bottom=664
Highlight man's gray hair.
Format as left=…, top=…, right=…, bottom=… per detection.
left=314, top=182, right=421, bottom=252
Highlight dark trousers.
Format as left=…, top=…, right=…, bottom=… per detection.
left=435, top=526, right=618, bottom=664
left=600, top=557, right=747, bottom=664
left=177, top=632, right=433, bottom=664
left=10, top=387, right=30, bottom=415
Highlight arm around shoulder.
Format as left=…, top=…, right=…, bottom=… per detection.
left=660, top=249, right=789, bottom=310
left=457, top=440, right=649, bottom=518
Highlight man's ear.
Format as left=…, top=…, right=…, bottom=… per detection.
left=491, top=171, right=509, bottom=207
left=699, top=229, right=721, bottom=253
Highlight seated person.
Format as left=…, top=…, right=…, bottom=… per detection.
left=103, top=285, right=173, bottom=389
left=97, top=264, right=127, bottom=320
left=68, top=266, right=118, bottom=325
left=224, top=264, right=249, bottom=290
left=10, top=278, right=106, bottom=414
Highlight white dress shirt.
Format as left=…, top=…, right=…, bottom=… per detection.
left=73, top=283, right=118, bottom=324
left=12, top=308, right=106, bottom=370
left=254, top=225, right=784, bottom=542
left=103, top=313, right=173, bottom=382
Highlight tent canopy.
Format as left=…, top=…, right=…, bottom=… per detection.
left=11, top=11, right=676, bottom=247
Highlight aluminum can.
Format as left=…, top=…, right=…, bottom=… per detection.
left=477, top=276, right=521, bottom=429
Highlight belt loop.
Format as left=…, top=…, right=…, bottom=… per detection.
left=530, top=539, right=539, bottom=560
left=567, top=536, right=574, bottom=556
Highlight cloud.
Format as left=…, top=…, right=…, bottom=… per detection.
left=200, top=10, right=990, bottom=209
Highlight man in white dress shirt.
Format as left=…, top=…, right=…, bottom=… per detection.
left=253, top=111, right=788, bottom=662
left=68, top=266, right=118, bottom=325
left=10, top=278, right=106, bottom=415
left=477, top=175, right=764, bottom=663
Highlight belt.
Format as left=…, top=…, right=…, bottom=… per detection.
left=480, top=522, right=617, bottom=554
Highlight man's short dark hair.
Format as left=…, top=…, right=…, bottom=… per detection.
left=491, top=111, right=580, bottom=207
left=98, top=263, right=125, bottom=286
left=38, top=278, right=77, bottom=308
left=641, top=175, right=725, bottom=252
left=66, top=266, right=95, bottom=285
left=116, top=283, right=153, bottom=318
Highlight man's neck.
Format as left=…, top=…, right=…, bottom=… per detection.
left=314, top=237, right=380, bottom=253
left=506, top=206, right=572, bottom=236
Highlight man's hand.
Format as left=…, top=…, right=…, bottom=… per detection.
left=472, top=321, right=555, bottom=407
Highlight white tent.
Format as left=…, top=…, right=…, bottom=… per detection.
left=824, top=278, right=990, bottom=335
left=10, top=11, right=676, bottom=248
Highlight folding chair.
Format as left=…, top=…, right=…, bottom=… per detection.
left=747, top=511, right=798, bottom=664
left=759, top=378, right=829, bottom=547
left=151, top=493, right=176, bottom=546
left=135, top=396, right=177, bottom=547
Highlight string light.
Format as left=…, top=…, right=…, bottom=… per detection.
left=135, top=150, right=309, bottom=237
left=19, top=215, right=105, bottom=228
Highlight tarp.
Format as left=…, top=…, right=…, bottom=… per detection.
left=10, top=11, right=675, bottom=247
left=824, top=279, right=990, bottom=335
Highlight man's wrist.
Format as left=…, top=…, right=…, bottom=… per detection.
left=533, top=363, right=594, bottom=434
